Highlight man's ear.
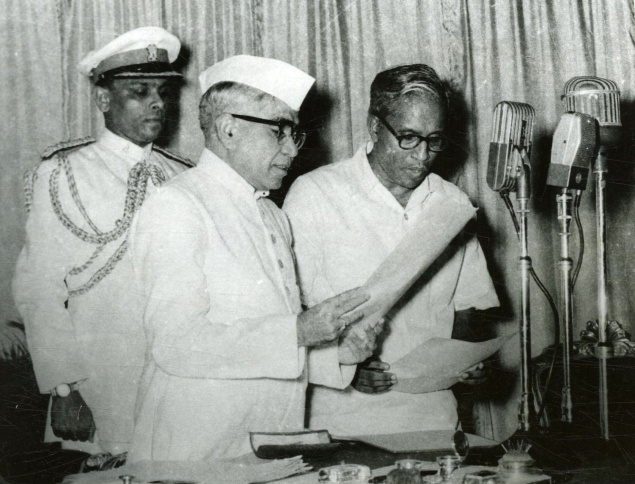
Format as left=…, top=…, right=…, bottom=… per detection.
left=93, top=86, right=111, bottom=113
left=215, top=113, right=238, bottom=149
left=367, top=114, right=380, bottom=142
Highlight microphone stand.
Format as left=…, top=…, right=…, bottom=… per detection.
left=594, top=147, right=612, bottom=441
left=556, top=189, right=574, bottom=423
left=516, top=156, right=534, bottom=432
left=500, top=152, right=584, bottom=471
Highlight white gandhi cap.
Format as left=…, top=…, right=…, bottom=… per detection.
left=198, top=55, right=315, bottom=111
left=78, top=26, right=181, bottom=82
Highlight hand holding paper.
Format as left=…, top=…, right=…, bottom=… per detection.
left=338, top=319, right=385, bottom=365
left=390, top=334, right=515, bottom=394
left=296, top=288, right=369, bottom=347
left=351, top=357, right=396, bottom=394
left=458, top=361, right=489, bottom=386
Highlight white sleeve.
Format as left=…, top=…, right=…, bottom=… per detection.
left=453, top=231, right=500, bottom=311
left=12, top=163, right=87, bottom=391
left=130, top=188, right=303, bottom=380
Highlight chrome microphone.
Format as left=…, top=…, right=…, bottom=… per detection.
left=562, top=75, right=621, bottom=441
left=562, top=76, right=621, bottom=147
left=548, top=112, right=598, bottom=425
left=547, top=112, right=599, bottom=190
left=487, top=101, right=536, bottom=432
left=487, top=101, right=536, bottom=192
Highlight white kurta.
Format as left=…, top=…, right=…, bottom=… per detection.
left=12, top=130, right=190, bottom=453
left=283, top=147, right=500, bottom=436
left=128, top=149, right=308, bottom=462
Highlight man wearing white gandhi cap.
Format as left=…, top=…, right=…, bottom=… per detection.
left=13, top=26, right=192, bottom=456
left=127, top=55, right=381, bottom=461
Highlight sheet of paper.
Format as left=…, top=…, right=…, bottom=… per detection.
left=346, top=192, right=476, bottom=336
left=391, top=334, right=515, bottom=394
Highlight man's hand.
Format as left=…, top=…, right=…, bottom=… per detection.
left=51, top=390, right=96, bottom=442
left=351, top=357, right=396, bottom=394
left=338, top=318, right=385, bottom=365
left=297, top=288, right=369, bottom=347
left=458, top=361, right=489, bottom=386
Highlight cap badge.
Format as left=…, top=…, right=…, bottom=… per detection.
left=146, top=44, right=159, bottom=62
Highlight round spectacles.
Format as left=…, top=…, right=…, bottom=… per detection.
left=375, top=114, right=447, bottom=152
left=229, top=113, right=307, bottom=149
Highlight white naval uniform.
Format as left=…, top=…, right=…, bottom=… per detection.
left=283, top=147, right=500, bottom=436
left=128, top=149, right=313, bottom=462
left=12, top=130, right=191, bottom=453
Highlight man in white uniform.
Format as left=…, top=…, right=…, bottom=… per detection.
left=284, top=64, right=500, bottom=436
left=128, top=55, right=378, bottom=461
left=13, top=27, right=193, bottom=455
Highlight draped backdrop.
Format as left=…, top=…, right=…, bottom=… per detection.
left=1, top=0, right=634, bottom=440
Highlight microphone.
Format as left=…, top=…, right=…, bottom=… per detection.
left=547, top=113, right=599, bottom=190
left=487, top=101, right=536, bottom=192
left=562, top=76, right=621, bottom=147
left=486, top=101, right=537, bottom=434
left=562, top=76, right=621, bottom=441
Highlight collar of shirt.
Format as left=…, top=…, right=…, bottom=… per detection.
left=99, top=129, right=153, bottom=167
left=353, top=146, right=435, bottom=212
left=197, top=149, right=270, bottom=201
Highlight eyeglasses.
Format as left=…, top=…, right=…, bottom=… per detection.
left=375, top=114, right=447, bottom=152
left=229, top=113, right=307, bottom=149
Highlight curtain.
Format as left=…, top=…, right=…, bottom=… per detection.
left=1, top=0, right=634, bottom=441
left=0, top=0, right=64, bottom=320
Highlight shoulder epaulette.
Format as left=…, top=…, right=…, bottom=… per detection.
left=41, top=137, right=96, bottom=160
left=153, top=145, right=195, bottom=168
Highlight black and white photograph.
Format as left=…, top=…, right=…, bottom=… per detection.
left=1, top=1, right=634, bottom=483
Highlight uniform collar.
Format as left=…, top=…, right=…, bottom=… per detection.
left=353, top=145, right=436, bottom=210
left=99, top=129, right=153, bottom=165
left=198, top=149, right=270, bottom=200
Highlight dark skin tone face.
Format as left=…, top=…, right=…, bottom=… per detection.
left=367, top=91, right=446, bottom=207
left=94, top=78, right=175, bottom=146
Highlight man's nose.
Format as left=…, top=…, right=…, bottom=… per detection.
left=280, top=134, right=299, bottom=158
left=412, top=140, right=431, bottom=162
left=150, top=89, right=166, bottom=111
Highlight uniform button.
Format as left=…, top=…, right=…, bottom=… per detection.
left=285, top=286, right=291, bottom=294
left=278, top=259, right=284, bottom=269
left=404, top=213, right=409, bottom=220
left=271, top=234, right=277, bottom=244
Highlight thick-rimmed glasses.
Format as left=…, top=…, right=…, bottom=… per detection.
left=375, top=114, right=447, bottom=152
left=229, top=113, right=307, bottom=149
